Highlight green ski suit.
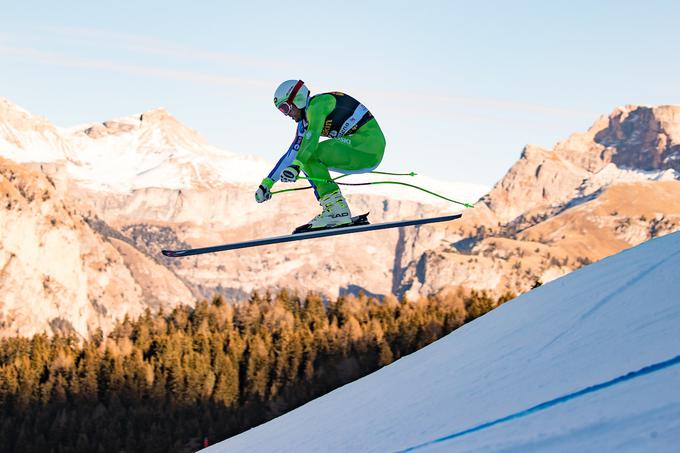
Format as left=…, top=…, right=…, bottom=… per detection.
left=263, top=92, right=386, bottom=199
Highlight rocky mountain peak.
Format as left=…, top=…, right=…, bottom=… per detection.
left=0, top=97, right=58, bottom=137
left=483, top=104, right=680, bottom=224
left=139, top=106, right=173, bottom=123
left=0, top=98, right=73, bottom=162
left=593, top=105, right=680, bottom=172
left=519, top=144, right=550, bottom=160
left=139, top=107, right=208, bottom=151
left=0, top=97, right=31, bottom=120
left=81, top=106, right=207, bottom=149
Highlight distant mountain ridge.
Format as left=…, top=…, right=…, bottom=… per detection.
left=1, top=97, right=679, bottom=338
left=0, top=97, right=486, bottom=337
left=401, top=104, right=680, bottom=298
left=479, top=104, right=680, bottom=224
left=0, top=97, right=485, bottom=200
left=0, top=98, right=274, bottom=192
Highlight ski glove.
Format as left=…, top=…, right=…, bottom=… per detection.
left=280, top=164, right=300, bottom=183
left=255, top=184, right=271, bottom=203
left=255, top=178, right=273, bottom=203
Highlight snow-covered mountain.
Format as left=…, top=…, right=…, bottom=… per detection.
left=406, top=104, right=680, bottom=298
left=0, top=98, right=273, bottom=192
left=2, top=96, right=680, bottom=338
left=207, top=230, right=680, bottom=452
left=0, top=98, right=74, bottom=162
left=0, top=97, right=485, bottom=198
left=478, top=104, right=680, bottom=224
left=68, top=107, right=278, bottom=192
left=0, top=97, right=488, bottom=337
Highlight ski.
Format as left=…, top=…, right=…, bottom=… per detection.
left=161, top=213, right=462, bottom=257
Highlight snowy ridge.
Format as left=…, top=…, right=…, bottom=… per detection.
left=0, top=99, right=272, bottom=192
left=0, top=97, right=74, bottom=163
left=63, top=108, right=271, bottom=192
left=0, top=99, right=487, bottom=202
left=208, top=231, right=680, bottom=452
left=576, top=163, right=680, bottom=198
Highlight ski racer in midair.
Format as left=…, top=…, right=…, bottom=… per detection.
left=255, top=80, right=386, bottom=230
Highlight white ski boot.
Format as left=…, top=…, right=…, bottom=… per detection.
left=298, top=190, right=352, bottom=232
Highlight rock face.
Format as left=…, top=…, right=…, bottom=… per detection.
left=481, top=105, right=680, bottom=224
left=0, top=157, right=193, bottom=338
left=1, top=97, right=679, bottom=338
left=596, top=105, right=680, bottom=171
left=482, top=144, right=591, bottom=224
left=404, top=104, right=680, bottom=299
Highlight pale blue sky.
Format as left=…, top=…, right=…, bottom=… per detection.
left=1, top=1, right=678, bottom=185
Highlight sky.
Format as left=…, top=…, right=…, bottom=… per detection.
left=1, top=0, right=679, bottom=186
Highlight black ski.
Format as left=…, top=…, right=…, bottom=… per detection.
left=161, top=213, right=462, bottom=257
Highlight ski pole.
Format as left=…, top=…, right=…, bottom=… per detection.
left=274, top=174, right=472, bottom=208
left=271, top=170, right=473, bottom=208
left=303, top=177, right=473, bottom=208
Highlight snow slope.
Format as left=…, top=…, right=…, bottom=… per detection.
left=207, top=231, right=680, bottom=452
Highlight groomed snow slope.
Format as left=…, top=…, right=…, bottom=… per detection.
left=206, top=231, right=680, bottom=452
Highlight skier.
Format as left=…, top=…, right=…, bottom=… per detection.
left=255, top=80, right=386, bottom=230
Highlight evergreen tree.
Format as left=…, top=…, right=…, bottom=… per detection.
left=0, top=287, right=514, bottom=452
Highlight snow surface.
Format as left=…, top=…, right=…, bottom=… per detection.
left=206, top=231, right=680, bottom=452
left=576, top=163, right=680, bottom=198
left=61, top=112, right=274, bottom=192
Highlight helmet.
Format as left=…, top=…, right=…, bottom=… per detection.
left=274, top=80, right=309, bottom=114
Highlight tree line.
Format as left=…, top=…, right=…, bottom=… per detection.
left=0, top=289, right=514, bottom=453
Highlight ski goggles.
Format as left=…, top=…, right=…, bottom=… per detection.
left=276, top=80, right=304, bottom=115
left=278, top=102, right=294, bottom=115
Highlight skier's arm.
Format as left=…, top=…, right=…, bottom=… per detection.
left=261, top=121, right=307, bottom=189
left=294, top=94, right=336, bottom=166
left=261, top=95, right=335, bottom=189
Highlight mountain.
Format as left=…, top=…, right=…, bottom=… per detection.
left=0, top=97, right=485, bottom=296
left=0, top=156, right=193, bottom=338
left=0, top=98, right=273, bottom=191
left=480, top=105, right=680, bottom=223
left=398, top=104, right=680, bottom=299
left=206, top=231, right=680, bottom=452
left=0, top=97, right=486, bottom=337
left=0, top=98, right=74, bottom=163
left=1, top=97, right=679, bottom=339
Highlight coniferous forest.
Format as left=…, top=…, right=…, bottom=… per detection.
left=0, top=289, right=514, bottom=453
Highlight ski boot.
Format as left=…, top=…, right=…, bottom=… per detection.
left=293, top=190, right=353, bottom=233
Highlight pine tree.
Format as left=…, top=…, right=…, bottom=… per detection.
left=0, top=286, right=516, bottom=451
left=377, top=341, right=394, bottom=367
left=212, top=357, right=239, bottom=408
left=243, top=335, right=269, bottom=401
left=465, top=290, right=496, bottom=321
